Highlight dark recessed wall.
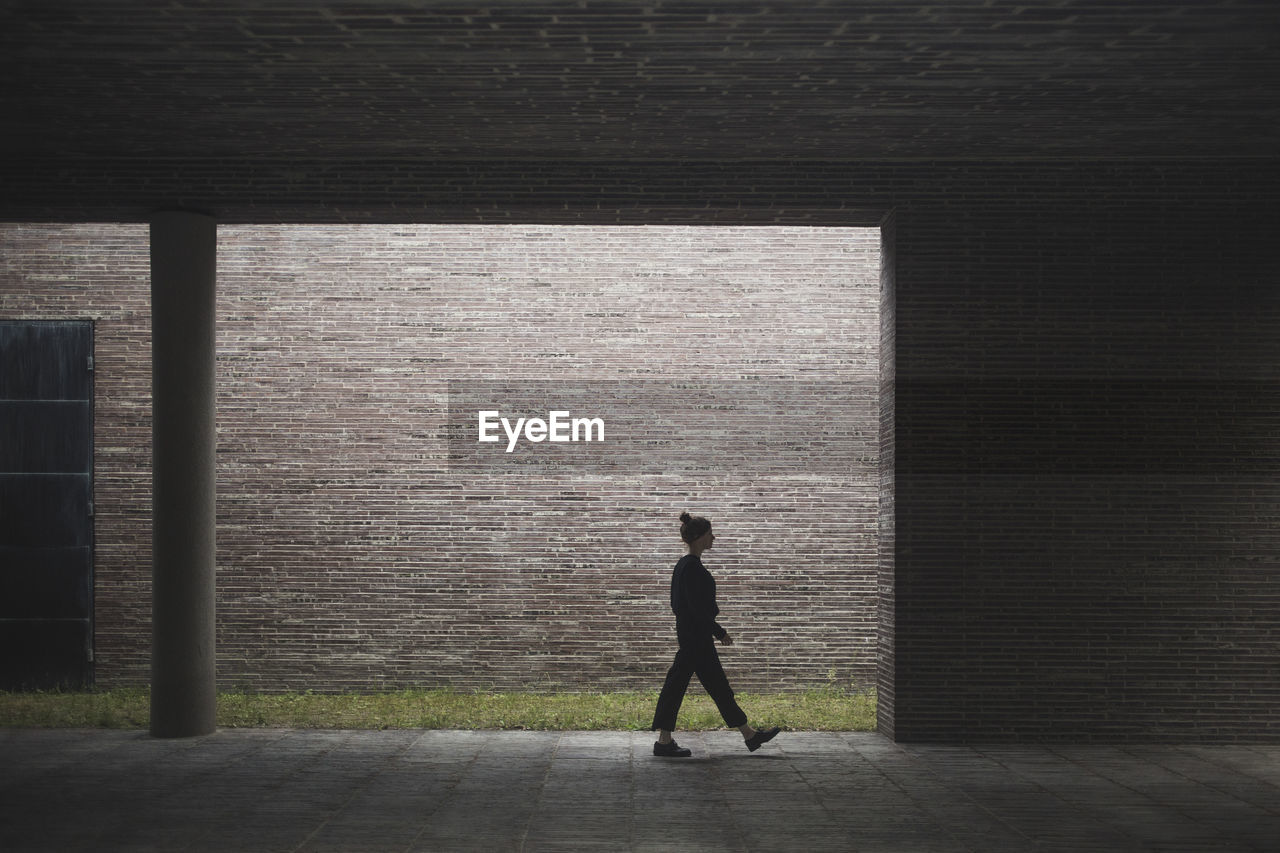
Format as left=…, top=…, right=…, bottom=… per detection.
left=889, top=164, right=1280, bottom=742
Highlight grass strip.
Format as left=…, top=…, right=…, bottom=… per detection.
left=1, top=688, right=875, bottom=732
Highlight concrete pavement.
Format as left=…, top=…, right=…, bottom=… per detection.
left=2, top=728, right=1277, bottom=851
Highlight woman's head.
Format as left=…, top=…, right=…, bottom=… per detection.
left=679, top=512, right=713, bottom=550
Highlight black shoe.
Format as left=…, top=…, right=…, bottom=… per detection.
left=745, top=727, right=780, bottom=752
left=653, top=739, right=692, bottom=757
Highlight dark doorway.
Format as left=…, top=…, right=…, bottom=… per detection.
left=0, top=320, right=94, bottom=689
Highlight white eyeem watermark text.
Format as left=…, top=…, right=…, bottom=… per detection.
left=478, top=410, right=606, bottom=452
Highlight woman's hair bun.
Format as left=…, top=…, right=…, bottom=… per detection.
left=678, top=511, right=712, bottom=544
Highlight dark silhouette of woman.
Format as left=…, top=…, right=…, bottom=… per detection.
left=651, top=512, right=781, bottom=757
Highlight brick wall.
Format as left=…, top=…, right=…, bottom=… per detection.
left=1, top=223, right=882, bottom=693
left=888, top=165, right=1280, bottom=742
left=877, top=214, right=898, bottom=741
left=0, top=225, right=154, bottom=683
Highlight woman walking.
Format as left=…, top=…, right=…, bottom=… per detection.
left=651, top=512, right=781, bottom=757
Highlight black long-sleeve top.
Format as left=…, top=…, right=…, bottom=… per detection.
left=670, top=553, right=727, bottom=645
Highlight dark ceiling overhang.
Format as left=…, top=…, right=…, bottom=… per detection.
left=2, top=1, right=1277, bottom=221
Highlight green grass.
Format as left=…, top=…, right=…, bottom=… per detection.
left=0, top=687, right=876, bottom=732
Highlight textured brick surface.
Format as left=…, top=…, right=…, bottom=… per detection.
left=877, top=214, right=897, bottom=741
left=0, top=224, right=881, bottom=693
left=886, top=164, right=1280, bottom=742
left=0, top=226, right=154, bottom=683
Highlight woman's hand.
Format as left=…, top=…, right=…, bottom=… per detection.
left=718, top=632, right=734, bottom=646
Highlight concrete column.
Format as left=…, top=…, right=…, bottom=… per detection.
left=149, top=211, right=217, bottom=738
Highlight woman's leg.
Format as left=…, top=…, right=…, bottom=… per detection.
left=692, top=643, right=748, bottom=730
left=651, top=647, right=695, bottom=734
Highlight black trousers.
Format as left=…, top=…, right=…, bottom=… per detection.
left=651, top=638, right=748, bottom=731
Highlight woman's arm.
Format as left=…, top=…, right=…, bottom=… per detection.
left=685, top=568, right=727, bottom=641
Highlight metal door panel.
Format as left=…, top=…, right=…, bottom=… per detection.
left=0, top=323, right=92, bottom=401
left=0, top=546, right=92, bottom=619
left=0, top=321, right=94, bottom=690
left=0, top=400, right=92, bottom=472
left=0, top=474, right=92, bottom=547
left=0, top=621, right=92, bottom=690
